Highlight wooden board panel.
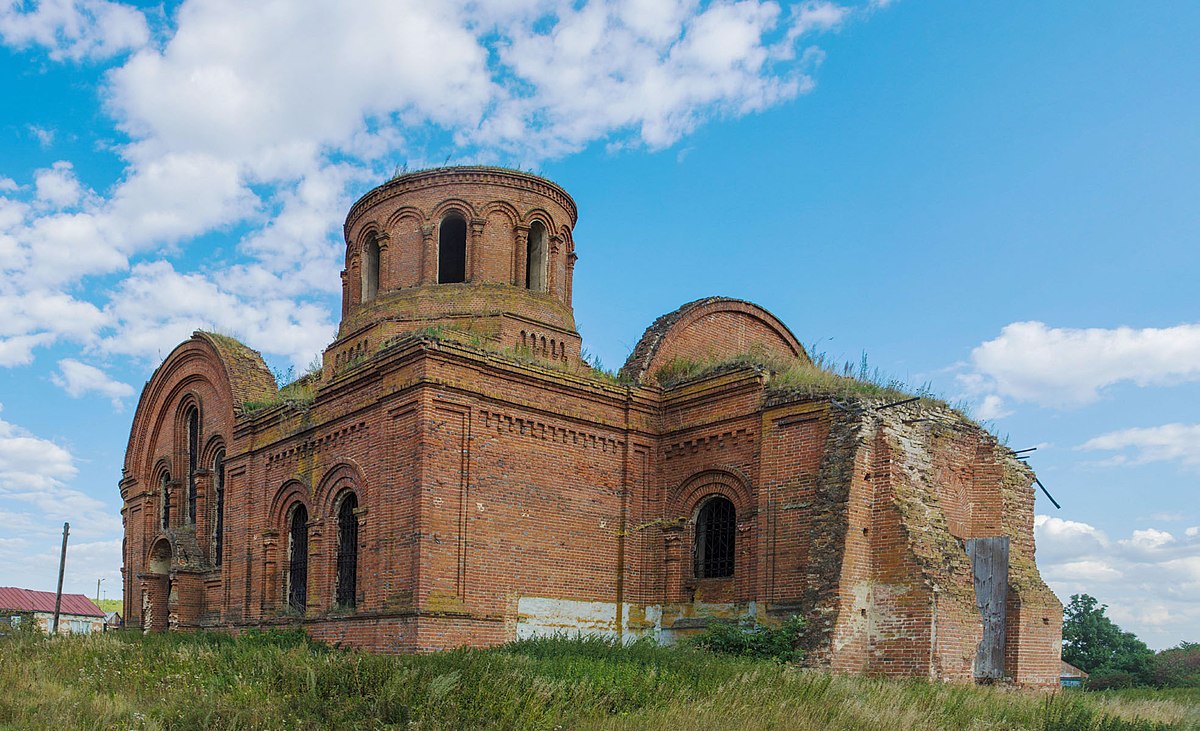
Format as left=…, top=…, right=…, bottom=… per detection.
left=966, top=536, right=1009, bottom=680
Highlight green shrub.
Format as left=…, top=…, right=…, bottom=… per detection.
left=689, top=615, right=806, bottom=663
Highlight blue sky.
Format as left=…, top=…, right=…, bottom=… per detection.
left=0, top=0, right=1196, bottom=648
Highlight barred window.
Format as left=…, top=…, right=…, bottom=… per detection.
left=287, top=504, right=309, bottom=612
left=335, top=493, right=359, bottom=608
left=212, top=449, right=225, bottom=566
left=695, top=496, right=736, bottom=578
left=186, top=407, right=199, bottom=524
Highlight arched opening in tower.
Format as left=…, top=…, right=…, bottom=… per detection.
left=438, top=215, right=467, bottom=284
left=527, top=220, right=548, bottom=292
left=362, top=234, right=380, bottom=302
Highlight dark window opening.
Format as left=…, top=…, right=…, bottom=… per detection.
left=186, top=407, right=198, bottom=524
left=438, top=216, right=467, bottom=283
left=526, top=221, right=547, bottom=291
left=695, top=496, right=736, bottom=578
left=161, top=471, right=171, bottom=530
left=362, top=235, right=380, bottom=302
left=287, top=504, right=309, bottom=612
left=335, top=493, right=359, bottom=608
left=213, top=449, right=225, bottom=566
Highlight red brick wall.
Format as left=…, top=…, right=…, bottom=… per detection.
left=119, top=170, right=1060, bottom=686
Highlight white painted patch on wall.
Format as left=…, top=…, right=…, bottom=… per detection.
left=516, top=597, right=662, bottom=643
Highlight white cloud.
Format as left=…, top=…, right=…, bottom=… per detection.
left=481, top=0, right=833, bottom=155
left=107, top=0, right=494, bottom=172
left=27, top=125, right=54, bottom=148
left=100, top=260, right=335, bottom=367
left=1035, top=514, right=1200, bottom=649
left=1187, top=527, right=1199, bottom=538
left=34, top=161, right=84, bottom=208
left=0, top=332, right=56, bottom=366
left=51, top=358, right=135, bottom=408
left=787, top=1, right=849, bottom=44
left=0, top=406, right=118, bottom=546
left=962, top=321, right=1200, bottom=408
left=1123, top=528, right=1175, bottom=552
left=1080, top=423, right=1200, bottom=469
left=975, top=394, right=1011, bottom=421
left=0, top=0, right=149, bottom=61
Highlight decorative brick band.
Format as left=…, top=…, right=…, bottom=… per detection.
left=345, top=166, right=578, bottom=236
left=267, top=422, right=368, bottom=465
left=480, top=408, right=622, bottom=453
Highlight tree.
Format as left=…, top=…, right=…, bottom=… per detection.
left=1062, top=594, right=1154, bottom=687
left=1150, top=642, right=1200, bottom=688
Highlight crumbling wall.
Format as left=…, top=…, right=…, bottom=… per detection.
left=816, top=401, right=1059, bottom=685
left=1000, top=455, right=1063, bottom=687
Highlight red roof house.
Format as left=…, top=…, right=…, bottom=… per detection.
left=0, top=587, right=106, bottom=635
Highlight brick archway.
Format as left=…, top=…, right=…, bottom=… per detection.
left=141, top=538, right=172, bottom=633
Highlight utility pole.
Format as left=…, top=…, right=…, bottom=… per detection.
left=52, top=522, right=69, bottom=635
left=96, top=578, right=104, bottom=602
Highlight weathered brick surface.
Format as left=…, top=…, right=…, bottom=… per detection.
left=120, top=168, right=1060, bottom=685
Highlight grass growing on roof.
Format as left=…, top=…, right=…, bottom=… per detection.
left=654, top=348, right=948, bottom=406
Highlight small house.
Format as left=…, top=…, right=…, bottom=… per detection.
left=1060, top=660, right=1089, bottom=687
left=0, top=587, right=105, bottom=635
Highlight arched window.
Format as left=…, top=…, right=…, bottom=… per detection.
left=335, top=493, right=359, bottom=608
left=287, top=504, right=309, bottom=612
left=695, top=496, right=736, bottom=578
left=526, top=221, right=547, bottom=292
left=212, top=449, right=225, bottom=566
left=438, top=215, right=467, bottom=284
left=160, top=471, right=171, bottom=530
left=186, top=407, right=199, bottom=524
left=362, top=234, right=380, bottom=302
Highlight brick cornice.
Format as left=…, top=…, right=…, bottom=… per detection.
left=345, top=166, right=578, bottom=238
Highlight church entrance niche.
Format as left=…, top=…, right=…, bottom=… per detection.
left=143, top=538, right=172, bottom=633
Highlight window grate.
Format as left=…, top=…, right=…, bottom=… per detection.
left=695, top=497, right=736, bottom=578
left=161, top=472, right=171, bottom=530
left=213, top=450, right=225, bottom=566
left=287, top=504, right=308, bottom=612
left=336, top=494, right=359, bottom=608
left=186, top=408, right=198, bottom=524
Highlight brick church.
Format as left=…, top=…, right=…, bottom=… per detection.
left=120, top=166, right=1061, bottom=685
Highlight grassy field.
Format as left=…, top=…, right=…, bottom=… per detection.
left=0, top=631, right=1196, bottom=730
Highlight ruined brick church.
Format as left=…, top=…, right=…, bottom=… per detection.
left=120, top=167, right=1062, bottom=685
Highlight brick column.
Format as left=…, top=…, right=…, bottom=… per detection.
left=339, top=270, right=349, bottom=318
left=375, top=231, right=390, bottom=292
left=548, top=235, right=563, bottom=298
left=307, top=516, right=325, bottom=616
left=513, top=225, right=529, bottom=286
left=421, top=224, right=436, bottom=284
left=468, top=218, right=485, bottom=282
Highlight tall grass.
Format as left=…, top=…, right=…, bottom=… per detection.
left=0, top=632, right=1194, bottom=730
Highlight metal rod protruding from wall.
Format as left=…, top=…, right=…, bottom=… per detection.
left=52, top=522, right=69, bottom=635
left=1034, top=479, right=1061, bottom=509
left=878, top=397, right=920, bottom=410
